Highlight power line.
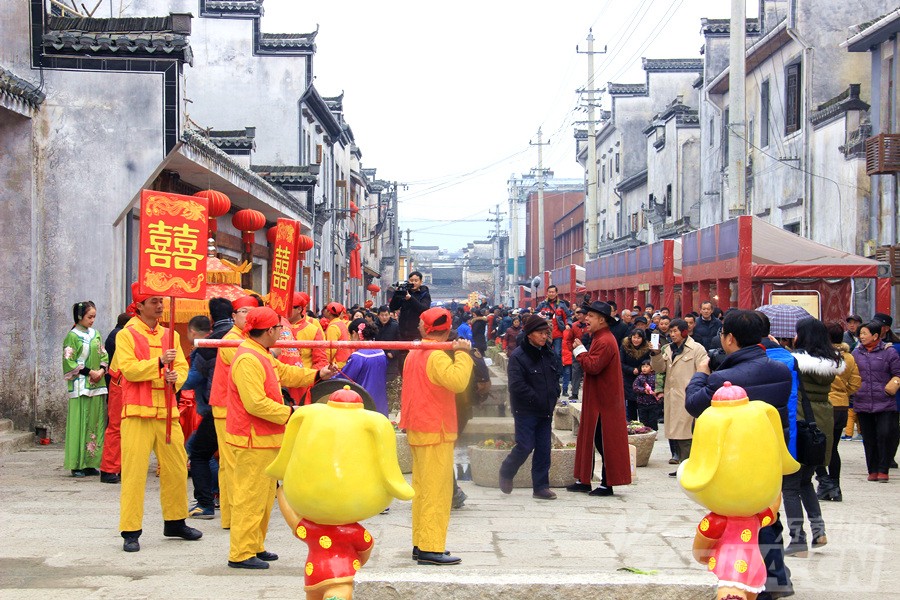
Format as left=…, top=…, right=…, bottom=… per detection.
left=606, top=0, right=685, bottom=83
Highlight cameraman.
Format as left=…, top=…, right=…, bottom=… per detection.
left=389, top=271, right=432, bottom=341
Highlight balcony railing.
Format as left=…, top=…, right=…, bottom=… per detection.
left=866, top=133, right=900, bottom=175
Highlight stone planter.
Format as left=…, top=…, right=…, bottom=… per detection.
left=395, top=431, right=412, bottom=474
left=468, top=445, right=576, bottom=489
left=553, top=405, right=573, bottom=431
left=628, top=430, right=657, bottom=467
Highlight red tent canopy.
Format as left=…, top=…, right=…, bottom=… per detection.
left=679, top=216, right=889, bottom=320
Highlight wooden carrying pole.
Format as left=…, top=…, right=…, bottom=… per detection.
left=165, top=296, right=176, bottom=444
left=195, top=339, right=456, bottom=351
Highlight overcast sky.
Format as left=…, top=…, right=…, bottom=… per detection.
left=264, top=1, right=744, bottom=250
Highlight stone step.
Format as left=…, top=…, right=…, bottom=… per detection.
left=355, top=573, right=713, bottom=599
left=0, top=418, right=12, bottom=433
left=0, top=429, right=34, bottom=457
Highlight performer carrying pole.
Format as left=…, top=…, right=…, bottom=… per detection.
left=114, top=283, right=200, bottom=553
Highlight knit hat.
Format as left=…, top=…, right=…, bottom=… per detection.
left=244, top=306, right=280, bottom=333
left=523, top=314, right=551, bottom=335
left=420, top=307, right=452, bottom=334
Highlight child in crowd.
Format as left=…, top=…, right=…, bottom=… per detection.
left=632, top=360, right=661, bottom=431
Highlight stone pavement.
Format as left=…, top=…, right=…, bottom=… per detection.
left=0, top=430, right=896, bottom=599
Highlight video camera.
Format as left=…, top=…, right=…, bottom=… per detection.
left=392, top=282, right=411, bottom=294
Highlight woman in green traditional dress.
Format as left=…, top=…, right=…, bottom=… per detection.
left=62, top=301, right=109, bottom=478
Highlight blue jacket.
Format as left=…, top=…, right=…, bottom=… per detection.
left=685, top=343, right=794, bottom=451
left=760, top=339, right=800, bottom=457
left=507, top=339, right=560, bottom=417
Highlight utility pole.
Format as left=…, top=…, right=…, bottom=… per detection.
left=392, top=181, right=400, bottom=285
left=577, top=29, right=606, bottom=258
left=488, top=203, right=505, bottom=305
left=728, top=0, right=747, bottom=215
left=530, top=128, right=550, bottom=274
left=508, top=176, right=519, bottom=306
left=405, top=228, right=413, bottom=278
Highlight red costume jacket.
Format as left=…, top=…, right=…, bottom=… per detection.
left=574, top=326, right=632, bottom=486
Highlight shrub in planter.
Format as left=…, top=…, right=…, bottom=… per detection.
left=468, top=438, right=576, bottom=488
left=626, top=421, right=657, bottom=467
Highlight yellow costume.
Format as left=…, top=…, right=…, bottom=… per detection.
left=400, top=342, right=472, bottom=554
left=227, top=336, right=319, bottom=564
left=209, top=325, right=243, bottom=528
left=112, top=316, right=189, bottom=534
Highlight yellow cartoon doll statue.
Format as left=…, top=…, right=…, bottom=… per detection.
left=267, top=386, right=414, bottom=600
left=678, top=382, right=800, bottom=600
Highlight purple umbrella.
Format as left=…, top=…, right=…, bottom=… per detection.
left=756, top=304, right=813, bottom=340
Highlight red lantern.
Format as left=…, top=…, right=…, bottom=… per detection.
left=194, top=190, right=230, bottom=233
left=296, top=234, right=314, bottom=253
left=266, top=225, right=278, bottom=244
left=366, top=283, right=380, bottom=297
left=232, top=208, right=266, bottom=253
left=349, top=201, right=359, bottom=218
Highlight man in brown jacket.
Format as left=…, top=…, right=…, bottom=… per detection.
left=650, top=318, right=707, bottom=475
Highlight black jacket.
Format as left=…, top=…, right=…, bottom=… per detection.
left=693, top=316, right=723, bottom=351
left=203, top=318, right=235, bottom=407
left=375, top=317, right=401, bottom=377
left=507, top=339, right=560, bottom=417
left=620, top=342, right=651, bottom=402
left=389, top=285, right=432, bottom=341
left=685, top=344, right=793, bottom=440
left=609, top=318, right=629, bottom=345
left=183, top=347, right=214, bottom=416
left=104, top=326, right=123, bottom=386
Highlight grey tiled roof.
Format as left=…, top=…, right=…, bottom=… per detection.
left=250, top=164, right=319, bottom=185
left=616, top=169, right=647, bottom=193
left=204, top=0, right=263, bottom=14
left=642, top=58, right=703, bottom=72
left=660, top=101, right=699, bottom=124
left=608, top=82, right=648, bottom=96
left=180, top=129, right=311, bottom=219
left=258, top=31, right=317, bottom=51
left=810, top=85, right=870, bottom=126
left=43, top=15, right=191, bottom=61
left=47, top=16, right=180, bottom=32
left=323, top=92, right=344, bottom=111
left=0, top=65, right=45, bottom=108
left=701, top=18, right=761, bottom=35
left=205, top=128, right=256, bottom=151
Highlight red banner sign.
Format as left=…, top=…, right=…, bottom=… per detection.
left=138, top=189, right=209, bottom=299
left=269, top=218, right=300, bottom=317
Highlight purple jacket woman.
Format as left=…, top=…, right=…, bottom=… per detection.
left=851, top=336, right=900, bottom=480
left=851, top=341, right=900, bottom=413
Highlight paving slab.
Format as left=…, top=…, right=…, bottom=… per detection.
left=0, top=427, right=896, bottom=599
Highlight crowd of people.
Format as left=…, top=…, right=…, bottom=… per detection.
left=62, top=276, right=900, bottom=595
left=465, top=293, right=899, bottom=599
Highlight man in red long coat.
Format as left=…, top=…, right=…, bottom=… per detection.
left=568, top=301, right=631, bottom=496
